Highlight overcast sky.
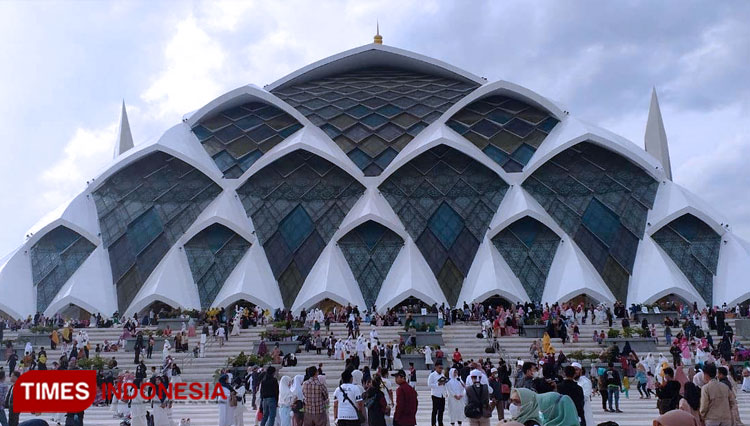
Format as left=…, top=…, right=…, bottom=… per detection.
left=0, top=1, right=749, bottom=256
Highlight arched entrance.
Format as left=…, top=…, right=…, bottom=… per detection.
left=58, top=304, right=92, bottom=321
left=313, top=298, right=344, bottom=314
left=566, top=293, right=601, bottom=308
left=653, top=293, right=691, bottom=311
left=479, top=294, right=513, bottom=309
left=392, top=296, right=433, bottom=312
left=227, top=299, right=257, bottom=316
left=138, top=300, right=177, bottom=321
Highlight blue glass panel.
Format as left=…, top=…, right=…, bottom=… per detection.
left=511, top=144, right=536, bottom=166
left=361, top=113, right=388, bottom=128
left=428, top=202, right=465, bottom=249
left=127, top=208, right=163, bottom=254
left=279, top=205, right=314, bottom=251
left=447, top=121, right=469, bottom=135
left=582, top=198, right=620, bottom=246
left=357, top=221, right=386, bottom=251
left=374, top=148, right=398, bottom=170
left=483, top=145, right=509, bottom=166
left=347, top=148, right=371, bottom=170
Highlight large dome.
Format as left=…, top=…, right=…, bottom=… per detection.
left=3, top=43, right=749, bottom=318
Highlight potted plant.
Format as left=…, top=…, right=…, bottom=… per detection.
left=398, top=323, right=443, bottom=346
left=605, top=327, right=657, bottom=353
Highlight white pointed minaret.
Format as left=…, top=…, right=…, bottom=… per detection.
left=114, top=101, right=134, bottom=159
left=645, top=88, right=672, bottom=180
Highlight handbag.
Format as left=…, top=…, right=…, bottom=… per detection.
left=339, top=386, right=366, bottom=425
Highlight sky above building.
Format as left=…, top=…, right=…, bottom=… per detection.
left=0, top=0, right=749, bottom=257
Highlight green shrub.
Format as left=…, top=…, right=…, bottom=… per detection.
left=78, top=355, right=107, bottom=371
left=29, top=325, right=54, bottom=334
left=607, top=328, right=621, bottom=339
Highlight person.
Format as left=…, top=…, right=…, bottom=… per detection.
left=653, top=409, right=701, bottom=426
left=517, top=362, right=537, bottom=392
left=742, top=362, right=750, bottom=392
left=129, top=386, right=148, bottom=426
left=557, top=365, right=585, bottom=426
left=536, top=391, right=580, bottom=426
left=571, top=362, right=593, bottom=426
left=425, top=345, right=433, bottom=368
left=679, top=382, right=702, bottom=425
left=291, top=374, right=305, bottom=426
left=302, top=365, right=328, bottom=426
left=5, top=371, right=20, bottom=426
left=393, top=369, right=417, bottom=426
left=509, top=388, right=541, bottom=425
left=428, top=363, right=446, bottom=426
left=0, top=370, right=9, bottom=426
left=279, top=376, right=295, bottom=426
left=605, top=362, right=622, bottom=413
left=260, top=366, right=279, bottom=426
left=655, top=367, right=681, bottom=414
left=445, top=368, right=465, bottom=426
left=364, top=375, right=388, bottom=426
left=699, top=363, right=737, bottom=426
left=333, top=369, right=364, bottom=426
left=464, top=370, right=492, bottom=426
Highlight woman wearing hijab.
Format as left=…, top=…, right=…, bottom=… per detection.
left=217, top=374, right=235, bottom=426
left=278, top=376, right=295, bottom=426
left=291, top=374, right=305, bottom=426
left=364, top=375, right=388, bottom=426
left=679, top=382, right=703, bottom=426
left=741, top=361, right=750, bottom=392
left=352, top=369, right=366, bottom=394
left=424, top=345, right=433, bottom=368
left=445, top=368, right=466, bottom=426
left=536, top=391, right=579, bottom=426
left=652, top=409, right=701, bottom=426
left=673, top=365, right=689, bottom=394
left=510, top=388, right=541, bottom=426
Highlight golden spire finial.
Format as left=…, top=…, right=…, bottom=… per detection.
left=374, top=21, right=383, bottom=44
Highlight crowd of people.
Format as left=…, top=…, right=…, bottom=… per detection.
left=1, top=298, right=750, bottom=426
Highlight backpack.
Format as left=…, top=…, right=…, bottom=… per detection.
left=464, top=385, right=488, bottom=419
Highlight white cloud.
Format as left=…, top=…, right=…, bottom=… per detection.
left=141, top=14, right=227, bottom=121
left=37, top=119, right=118, bottom=211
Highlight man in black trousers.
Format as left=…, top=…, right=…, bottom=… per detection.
left=557, top=366, right=586, bottom=426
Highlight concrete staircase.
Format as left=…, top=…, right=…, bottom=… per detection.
left=11, top=318, right=748, bottom=425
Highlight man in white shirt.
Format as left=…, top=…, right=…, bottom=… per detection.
left=334, top=370, right=363, bottom=426
left=572, top=362, right=593, bottom=426
left=428, top=363, right=446, bottom=426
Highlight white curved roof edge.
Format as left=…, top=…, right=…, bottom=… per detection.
left=487, top=185, right=566, bottom=240
left=0, top=247, right=35, bottom=318
left=184, top=84, right=311, bottom=128
left=292, top=243, right=367, bottom=313
left=522, top=122, right=665, bottom=182
left=333, top=188, right=409, bottom=242
left=714, top=233, right=750, bottom=307
left=212, top=244, right=283, bottom=310
left=90, top=123, right=223, bottom=193
left=377, top=124, right=517, bottom=186
left=227, top=125, right=366, bottom=191
left=375, top=237, right=447, bottom=311
left=543, top=239, right=616, bottom=305
left=265, top=43, right=486, bottom=92
left=458, top=236, right=531, bottom=306
left=26, top=192, right=101, bottom=248
left=628, top=236, right=705, bottom=307
left=435, top=80, right=566, bottom=124
left=43, top=246, right=116, bottom=317
left=181, top=190, right=256, bottom=244
left=646, top=181, right=728, bottom=237
left=123, top=244, right=201, bottom=317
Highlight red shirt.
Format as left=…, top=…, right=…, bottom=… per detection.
left=394, top=382, right=418, bottom=426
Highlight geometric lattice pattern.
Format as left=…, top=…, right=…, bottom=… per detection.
left=30, top=226, right=96, bottom=312
left=236, top=150, right=366, bottom=308
left=379, top=145, right=509, bottom=305
left=91, top=152, right=222, bottom=312
left=491, top=217, right=561, bottom=302
left=272, top=68, right=479, bottom=176
left=191, top=102, right=303, bottom=179
left=651, top=214, right=720, bottom=304
left=184, top=224, right=251, bottom=309
left=522, top=142, right=658, bottom=302
left=446, top=95, right=559, bottom=172
left=337, top=221, right=404, bottom=309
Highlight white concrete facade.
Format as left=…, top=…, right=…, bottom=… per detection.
left=1, top=43, right=748, bottom=318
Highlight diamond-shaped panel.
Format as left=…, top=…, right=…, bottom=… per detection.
left=273, top=68, right=479, bottom=176
left=380, top=145, right=509, bottom=306
left=237, top=150, right=365, bottom=307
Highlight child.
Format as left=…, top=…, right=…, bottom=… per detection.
left=592, top=330, right=599, bottom=342
left=621, top=375, right=630, bottom=399
left=408, top=362, right=417, bottom=388
left=573, top=324, right=580, bottom=343
left=635, top=367, right=648, bottom=399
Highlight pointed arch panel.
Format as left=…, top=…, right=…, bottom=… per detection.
left=491, top=217, right=560, bottom=303
left=91, top=151, right=222, bottom=313
left=184, top=223, right=252, bottom=309
left=379, top=145, right=509, bottom=306
left=236, top=149, right=366, bottom=308
left=651, top=214, right=720, bottom=304
left=522, top=141, right=658, bottom=302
